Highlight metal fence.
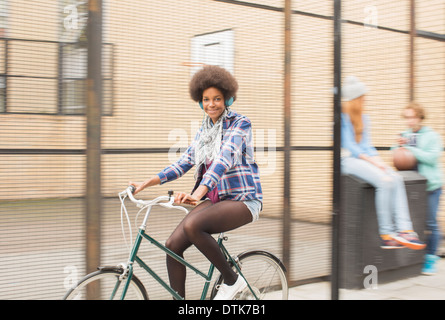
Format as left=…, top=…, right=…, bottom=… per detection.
left=0, top=0, right=444, bottom=300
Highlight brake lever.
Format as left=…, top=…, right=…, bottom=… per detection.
left=166, top=190, right=189, bottom=214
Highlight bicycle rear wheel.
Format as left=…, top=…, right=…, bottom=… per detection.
left=211, top=250, right=288, bottom=300
left=63, top=268, right=148, bottom=300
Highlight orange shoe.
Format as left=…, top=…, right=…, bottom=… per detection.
left=392, top=232, right=426, bottom=250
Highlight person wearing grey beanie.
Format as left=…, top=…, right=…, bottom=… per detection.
left=340, top=76, right=425, bottom=250
left=341, top=76, right=368, bottom=101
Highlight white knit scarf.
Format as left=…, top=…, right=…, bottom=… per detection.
left=194, top=108, right=229, bottom=180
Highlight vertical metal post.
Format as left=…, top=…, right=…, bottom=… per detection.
left=4, top=39, right=8, bottom=112
left=57, top=43, right=64, bottom=115
left=331, top=0, right=342, bottom=300
left=409, top=0, right=416, bottom=101
left=282, top=0, right=292, bottom=282
left=86, top=0, right=103, bottom=299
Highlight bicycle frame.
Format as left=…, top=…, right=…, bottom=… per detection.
left=120, top=226, right=255, bottom=300
left=117, top=188, right=257, bottom=300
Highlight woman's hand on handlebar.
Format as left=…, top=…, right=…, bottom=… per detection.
left=128, top=181, right=146, bottom=195
left=174, top=192, right=199, bottom=206
left=174, top=185, right=209, bottom=206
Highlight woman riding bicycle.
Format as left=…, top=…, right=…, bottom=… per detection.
left=129, top=65, right=263, bottom=300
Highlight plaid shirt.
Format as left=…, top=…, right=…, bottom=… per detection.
left=157, top=110, right=263, bottom=203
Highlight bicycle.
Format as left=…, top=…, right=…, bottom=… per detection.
left=63, top=186, right=288, bottom=300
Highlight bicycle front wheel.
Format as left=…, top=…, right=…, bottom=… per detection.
left=211, top=250, right=288, bottom=300
left=63, top=268, right=148, bottom=300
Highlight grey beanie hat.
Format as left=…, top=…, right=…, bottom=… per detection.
left=342, top=76, right=368, bottom=101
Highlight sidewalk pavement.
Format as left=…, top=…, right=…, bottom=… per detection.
left=288, top=258, right=445, bottom=300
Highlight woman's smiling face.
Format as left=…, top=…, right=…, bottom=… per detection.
left=202, top=87, right=225, bottom=124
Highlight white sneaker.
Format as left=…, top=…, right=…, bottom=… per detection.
left=213, top=275, right=247, bottom=300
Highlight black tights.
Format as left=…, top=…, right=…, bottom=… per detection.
left=165, top=200, right=253, bottom=299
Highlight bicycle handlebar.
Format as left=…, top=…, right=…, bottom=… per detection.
left=117, top=187, right=190, bottom=252
left=119, top=186, right=189, bottom=214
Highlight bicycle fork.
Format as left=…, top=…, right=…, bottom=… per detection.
left=119, top=231, right=144, bottom=299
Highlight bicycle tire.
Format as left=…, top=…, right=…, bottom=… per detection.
left=63, top=268, right=148, bottom=300
left=210, top=250, right=288, bottom=300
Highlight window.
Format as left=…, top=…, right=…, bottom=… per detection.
left=60, top=1, right=88, bottom=115
left=60, top=44, right=87, bottom=115
left=0, top=0, right=7, bottom=38
left=0, top=0, right=7, bottom=113
left=60, top=0, right=113, bottom=115
left=190, top=29, right=234, bottom=75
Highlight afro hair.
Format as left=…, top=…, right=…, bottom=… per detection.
left=189, top=65, right=238, bottom=103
